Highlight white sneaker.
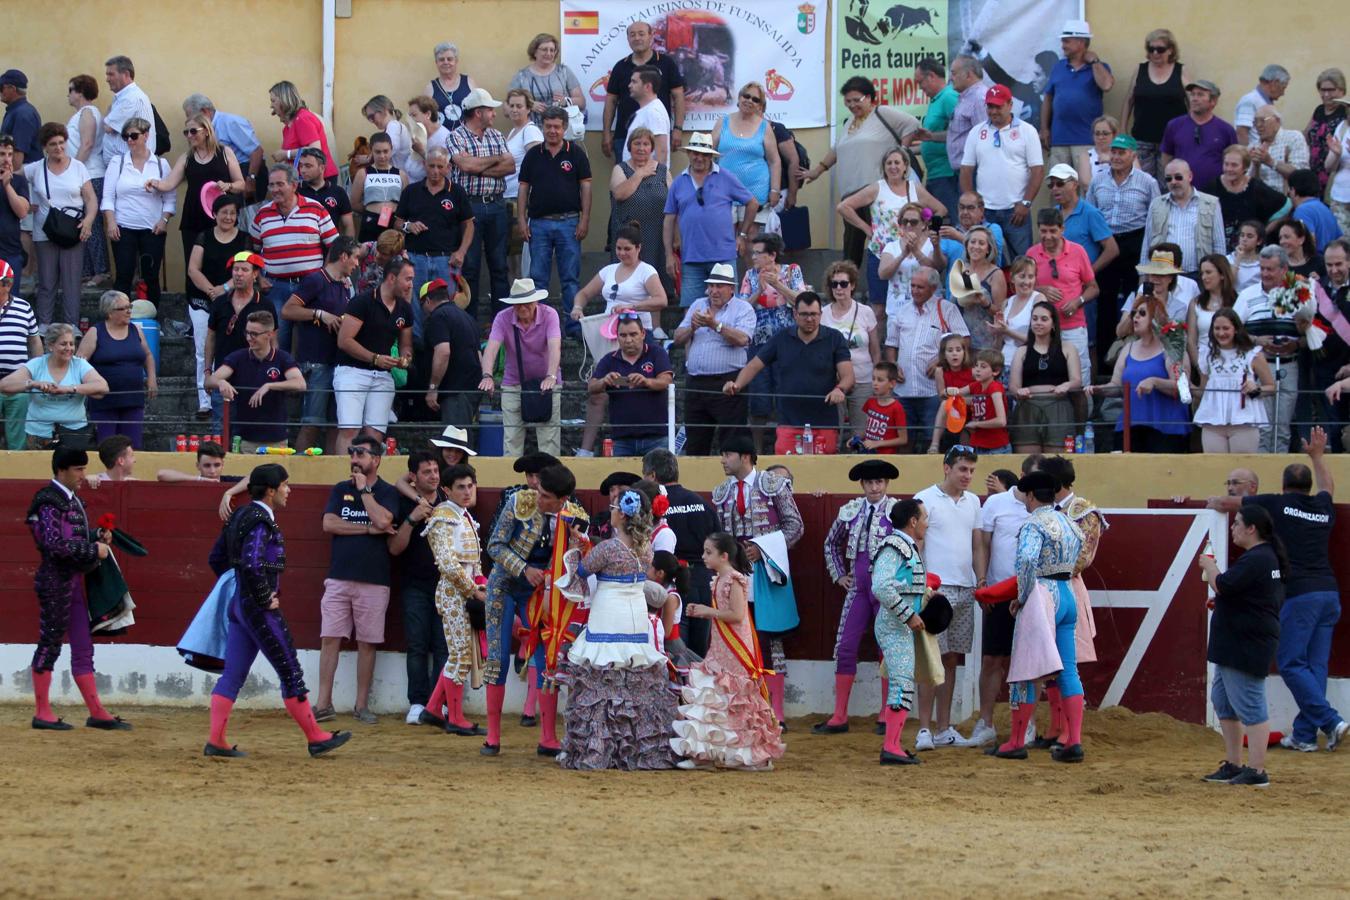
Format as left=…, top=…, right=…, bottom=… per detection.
left=932, top=726, right=969, bottom=747
left=915, top=728, right=935, bottom=751
left=1328, top=720, right=1350, bottom=752
left=1279, top=733, right=1319, bottom=752
left=967, top=720, right=997, bottom=747
left=406, top=704, right=425, bottom=725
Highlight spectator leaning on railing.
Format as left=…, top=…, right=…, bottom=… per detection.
left=76, top=289, right=156, bottom=447
left=206, top=309, right=305, bottom=453
left=587, top=312, right=672, bottom=457
left=0, top=259, right=40, bottom=449
left=0, top=322, right=108, bottom=449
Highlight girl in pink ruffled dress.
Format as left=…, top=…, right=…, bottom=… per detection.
left=671, top=532, right=786, bottom=771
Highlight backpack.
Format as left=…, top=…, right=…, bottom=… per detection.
left=151, top=105, right=171, bottom=156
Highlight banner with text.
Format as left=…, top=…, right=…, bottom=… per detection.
left=562, top=0, right=829, bottom=130
left=833, top=0, right=1081, bottom=128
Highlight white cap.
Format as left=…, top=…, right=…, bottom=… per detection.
left=1047, top=163, right=1079, bottom=181
left=462, top=88, right=501, bottom=110
left=1060, top=19, right=1092, bottom=38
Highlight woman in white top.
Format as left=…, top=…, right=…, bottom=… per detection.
left=1187, top=253, right=1238, bottom=371
left=350, top=134, right=407, bottom=242
left=1115, top=247, right=1197, bottom=339
left=819, top=260, right=879, bottom=439
left=571, top=221, right=668, bottom=455
left=509, top=32, right=586, bottom=125
left=1076, top=115, right=1120, bottom=186
left=1226, top=220, right=1263, bottom=293
left=1325, top=114, right=1350, bottom=235
left=503, top=88, right=543, bottom=278
left=876, top=201, right=946, bottom=319
left=25, top=122, right=97, bottom=328
left=992, top=257, right=1042, bottom=378
left=1193, top=308, right=1273, bottom=453
left=101, top=117, right=175, bottom=305
left=405, top=96, right=451, bottom=184
left=65, top=74, right=109, bottom=286
left=837, top=148, right=945, bottom=308
left=361, top=95, right=412, bottom=172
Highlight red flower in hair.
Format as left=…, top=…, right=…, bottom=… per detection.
left=677, top=560, right=688, bottom=568
left=98, top=513, right=117, bottom=531
left=652, top=495, right=670, bottom=518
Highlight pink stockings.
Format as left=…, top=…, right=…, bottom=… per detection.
left=883, top=706, right=909, bottom=756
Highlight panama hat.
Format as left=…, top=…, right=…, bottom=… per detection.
left=429, top=425, right=478, bottom=456
left=503, top=277, right=548, bottom=304
left=683, top=132, right=720, bottom=156
left=703, top=262, right=738, bottom=285
left=947, top=259, right=986, bottom=301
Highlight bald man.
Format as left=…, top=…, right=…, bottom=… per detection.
left=1225, top=468, right=1260, bottom=498
left=1247, top=104, right=1309, bottom=193
left=1139, top=158, right=1225, bottom=277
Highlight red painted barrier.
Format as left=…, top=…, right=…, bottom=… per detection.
left=3, top=481, right=1344, bottom=723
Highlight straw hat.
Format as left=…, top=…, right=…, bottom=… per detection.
left=502, top=278, right=548, bottom=304
left=1136, top=251, right=1182, bottom=276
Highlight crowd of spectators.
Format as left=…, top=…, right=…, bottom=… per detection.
left=0, top=21, right=1348, bottom=456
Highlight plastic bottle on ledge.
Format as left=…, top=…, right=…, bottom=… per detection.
left=802, top=423, right=814, bottom=455
left=1084, top=424, right=1095, bottom=454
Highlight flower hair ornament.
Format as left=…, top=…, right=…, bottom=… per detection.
left=618, top=490, right=643, bottom=517
left=651, top=495, right=670, bottom=518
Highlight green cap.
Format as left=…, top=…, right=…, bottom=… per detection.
left=1109, top=135, right=1139, bottom=151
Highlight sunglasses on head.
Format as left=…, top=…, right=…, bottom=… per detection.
left=944, top=444, right=977, bottom=463
left=615, top=311, right=642, bottom=322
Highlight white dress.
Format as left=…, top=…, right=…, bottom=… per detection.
left=1194, top=345, right=1267, bottom=427
left=1227, top=253, right=1261, bottom=293
left=1001, top=292, right=1040, bottom=374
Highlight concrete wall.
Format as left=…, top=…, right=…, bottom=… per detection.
left=10, top=0, right=1341, bottom=286
left=0, top=449, right=1340, bottom=507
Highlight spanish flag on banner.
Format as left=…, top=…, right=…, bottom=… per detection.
left=564, top=10, right=599, bottom=34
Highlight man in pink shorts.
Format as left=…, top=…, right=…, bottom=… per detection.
left=313, top=434, right=400, bottom=723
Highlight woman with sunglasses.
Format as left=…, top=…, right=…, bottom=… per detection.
left=76, top=290, right=156, bottom=446
left=143, top=113, right=245, bottom=293
left=877, top=201, right=946, bottom=320
left=820, top=260, right=879, bottom=440
left=0, top=323, right=107, bottom=449
left=1122, top=28, right=1187, bottom=181
left=1008, top=300, right=1081, bottom=454
left=571, top=222, right=668, bottom=455
left=24, top=122, right=98, bottom=328
left=1086, top=295, right=1191, bottom=452
left=838, top=148, right=946, bottom=308
left=100, top=117, right=173, bottom=307
left=268, top=81, right=338, bottom=182
left=711, top=81, right=781, bottom=242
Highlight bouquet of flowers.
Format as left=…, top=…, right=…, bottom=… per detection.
left=1270, top=272, right=1323, bottom=350
left=1157, top=319, right=1192, bottom=404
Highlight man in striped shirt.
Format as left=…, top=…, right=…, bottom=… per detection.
left=250, top=164, right=338, bottom=354
left=0, top=260, right=41, bottom=449
left=448, top=89, right=513, bottom=311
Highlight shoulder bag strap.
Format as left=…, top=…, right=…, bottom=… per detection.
left=511, top=322, right=527, bottom=381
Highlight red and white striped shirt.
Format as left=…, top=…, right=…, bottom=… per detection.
left=249, top=197, right=337, bottom=279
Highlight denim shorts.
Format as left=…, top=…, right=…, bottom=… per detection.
left=299, top=362, right=334, bottom=425
left=1211, top=664, right=1269, bottom=725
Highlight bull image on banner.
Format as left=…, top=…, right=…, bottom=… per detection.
left=562, top=0, right=828, bottom=129
left=833, top=0, right=1081, bottom=127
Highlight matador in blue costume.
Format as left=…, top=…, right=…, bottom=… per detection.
left=202, top=464, right=351, bottom=759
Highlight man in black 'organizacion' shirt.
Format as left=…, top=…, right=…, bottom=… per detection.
left=642, top=447, right=720, bottom=657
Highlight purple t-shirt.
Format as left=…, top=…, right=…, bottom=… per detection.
left=1159, top=115, right=1238, bottom=191
left=592, top=343, right=673, bottom=437
left=290, top=269, right=349, bottom=366
left=221, top=347, right=298, bottom=442
left=489, top=304, right=562, bottom=385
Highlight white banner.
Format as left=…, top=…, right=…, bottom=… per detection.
left=560, top=0, right=828, bottom=130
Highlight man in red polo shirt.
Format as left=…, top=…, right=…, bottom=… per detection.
left=1027, top=206, right=1097, bottom=379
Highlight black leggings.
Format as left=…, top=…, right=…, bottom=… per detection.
left=111, top=228, right=166, bottom=304
left=1116, top=425, right=1188, bottom=453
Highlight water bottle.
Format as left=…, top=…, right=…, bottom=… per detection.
left=673, top=426, right=687, bottom=455
left=802, top=423, right=814, bottom=455
left=1084, top=424, right=1095, bottom=454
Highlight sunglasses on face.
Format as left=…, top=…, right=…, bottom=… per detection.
left=1165, top=174, right=1186, bottom=182
left=1146, top=44, right=1169, bottom=54
left=183, top=127, right=201, bottom=137
left=1131, top=309, right=1150, bottom=318
left=829, top=280, right=852, bottom=289
left=739, top=93, right=763, bottom=105
left=123, top=131, right=143, bottom=141
left=110, top=304, right=132, bottom=312
left=347, top=446, right=375, bottom=457
left=900, top=218, right=923, bottom=227
left=244, top=329, right=271, bottom=338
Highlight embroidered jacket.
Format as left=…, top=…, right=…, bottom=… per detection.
left=824, top=496, right=897, bottom=582
left=486, top=488, right=588, bottom=579
left=1061, top=494, right=1108, bottom=577
left=711, top=469, right=803, bottom=546
left=26, top=483, right=101, bottom=576
left=426, top=502, right=482, bottom=598
left=872, top=531, right=926, bottom=620
left=1014, top=505, right=1083, bottom=606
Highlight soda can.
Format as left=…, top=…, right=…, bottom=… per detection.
left=602, top=438, right=614, bottom=457
left=189, top=434, right=201, bottom=452
left=386, top=436, right=397, bottom=456
left=175, top=434, right=187, bottom=452
left=1074, top=435, right=1086, bottom=454
left=231, top=435, right=242, bottom=454
left=1063, top=435, right=1075, bottom=453
left=79, top=316, right=90, bottom=335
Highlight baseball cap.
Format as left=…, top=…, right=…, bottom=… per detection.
left=462, top=88, right=501, bottom=110
left=0, top=259, right=14, bottom=280
left=1110, top=135, right=1139, bottom=151
left=985, top=84, right=1013, bottom=106
left=229, top=251, right=266, bottom=271
left=1047, top=163, right=1079, bottom=182
left=419, top=278, right=449, bottom=299
left=0, top=69, right=28, bottom=89
left=1184, top=79, right=1221, bottom=97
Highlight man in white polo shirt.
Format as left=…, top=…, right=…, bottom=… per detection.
left=959, top=84, right=1044, bottom=258
left=913, top=444, right=984, bottom=750
left=249, top=163, right=337, bottom=354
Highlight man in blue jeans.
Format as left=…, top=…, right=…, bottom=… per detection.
left=1214, top=426, right=1350, bottom=751
left=662, top=132, right=758, bottom=306
left=449, top=89, right=512, bottom=315
left=518, top=107, right=591, bottom=323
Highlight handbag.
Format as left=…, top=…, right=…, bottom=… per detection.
left=512, top=326, right=553, bottom=423
left=53, top=421, right=97, bottom=450
left=41, top=164, right=84, bottom=248
left=562, top=99, right=586, bottom=142
left=779, top=205, right=811, bottom=251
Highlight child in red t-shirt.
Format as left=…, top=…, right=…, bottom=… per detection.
left=929, top=333, right=975, bottom=453
left=862, top=362, right=908, bottom=453
left=967, top=349, right=1011, bottom=453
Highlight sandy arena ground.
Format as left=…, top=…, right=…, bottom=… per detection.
left=3, top=704, right=1347, bottom=899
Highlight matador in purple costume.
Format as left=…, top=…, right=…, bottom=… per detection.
left=202, top=464, right=351, bottom=758
left=27, top=446, right=130, bottom=731
left=814, top=459, right=899, bottom=735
